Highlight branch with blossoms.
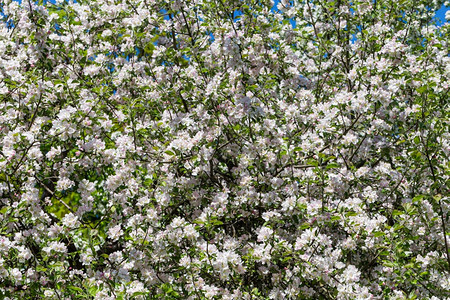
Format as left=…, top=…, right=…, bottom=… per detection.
left=0, top=0, right=449, bottom=299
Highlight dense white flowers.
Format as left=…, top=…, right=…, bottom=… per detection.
left=0, top=0, right=448, bottom=298
left=61, top=213, right=79, bottom=229
left=43, top=242, right=67, bottom=254
left=257, top=226, right=274, bottom=242
left=56, top=177, right=75, bottom=191
left=107, top=225, right=123, bottom=242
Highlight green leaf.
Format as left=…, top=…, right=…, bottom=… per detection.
left=326, top=162, right=340, bottom=170
left=383, top=260, right=395, bottom=267
left=392, top=210, right=403, bottom=216
left=68, top=286, right=84, bottom=293
left=330, top=215, right=341, bottom=221
left=300, top=223, right=310, bottom=230
left=433, top=194, right=442, bottom=201
left=413, top=195, right=425, bottom=203
left=210, top=219, right=223, bottom=226
left=417, top=85, right=427, bottom=93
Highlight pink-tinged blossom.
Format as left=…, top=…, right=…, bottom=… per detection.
left=56, top=177, right=74, bottom=191
left=43, top=242, right=67, bottom=254
left=62, top=213, right=79, bottom=229
left=257, top=226, right=274, bottom=242
left=107, top=225, right=123, bottom=241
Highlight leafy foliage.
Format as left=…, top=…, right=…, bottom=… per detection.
left=0, top=0, right=449, bottom=299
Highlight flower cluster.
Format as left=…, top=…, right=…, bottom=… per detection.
left=0, top=0, right=449, bottom=299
